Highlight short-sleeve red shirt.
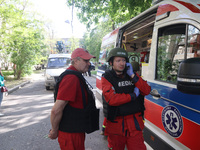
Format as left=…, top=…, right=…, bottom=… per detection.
left=56, top=65, right=88, bottom=109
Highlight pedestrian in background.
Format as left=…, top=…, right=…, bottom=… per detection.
left=83, top=62, right=94, bottom=77
left=101, top=48, right=151, bottom=150
left=0, top=68, right=5, bottom=116
left=48, top=48, right=99, bottom=150
left=87, top=63, right=92, bottom=77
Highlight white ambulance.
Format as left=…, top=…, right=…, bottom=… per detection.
left=96, top=0, right=200, bottom=149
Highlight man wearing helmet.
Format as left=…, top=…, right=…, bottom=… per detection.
left=101, top=48, right=151, bottom=150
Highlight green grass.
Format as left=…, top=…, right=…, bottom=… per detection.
left=2, top=69, right=44, bottom=89
left=91, top=70, right=97, bottom=75
left=2, top=70, right=14, bottom=77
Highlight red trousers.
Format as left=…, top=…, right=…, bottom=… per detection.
left=103, top=117, right=107, bottom=128
left=58, top=131, right=85, bottom=150
left=107, top=130, right=146, bottom=150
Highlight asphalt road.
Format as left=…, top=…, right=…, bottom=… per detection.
left=0, top=72, right=107, bottom=150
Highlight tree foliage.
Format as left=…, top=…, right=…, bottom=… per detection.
left=10, top=20, right=46, bottom=79
left=67, top=0, right=152, bottom=29
left=0, top=0, right=47, bottom=79
left=69, top=37, right=80, bottom=52
left=80, top=22, right=112, bottom=61
left=67, top=0, right=152, bottom=63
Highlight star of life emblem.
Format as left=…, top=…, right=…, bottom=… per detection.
left=162, top=105, right=183, bottom=138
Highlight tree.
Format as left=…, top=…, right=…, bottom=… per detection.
left=80, top=22, right=112, bottom=61
left=0, top=0, right=47, bottom=79
left=10, top=20, right=46, bottom=79
left=0, top=1, right=18, bottom=69
left=69, top=36, right=80, bottom=52
left=44, top=22, right=57, bottom=54
left=56, top=41, right=65, bottom=53
left=66, top=0, right=152, bottom=63
left=67, top=0, right=152, bottom=29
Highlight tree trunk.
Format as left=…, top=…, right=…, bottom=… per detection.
left=112, top=20, right=115, bottom=30
left=17, top=70, right=21, bottom=79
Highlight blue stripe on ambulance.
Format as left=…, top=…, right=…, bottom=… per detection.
left=145, top=82, right=200, bottom=125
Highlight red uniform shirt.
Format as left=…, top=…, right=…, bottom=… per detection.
left=102, top=73, right=151, bottom=106
left=57, top=65, right=88, bottom=109
left=102, top=73, right=151, bottom=136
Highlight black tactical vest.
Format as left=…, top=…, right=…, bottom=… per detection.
left=102, top=70, right=145, bottom=121
left=55, top=70, right=99, bottom=134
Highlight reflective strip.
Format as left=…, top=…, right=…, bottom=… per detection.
left=177, top=77, right=200, bottom=83
left=111, top=86, right=115, bottom=93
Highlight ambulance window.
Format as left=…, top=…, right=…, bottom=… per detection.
left=156, top=24, right=200, bottom=83
left=156, top=24, right=186, bottom=83
left=98, top=44, right=114, bottom=70
left=187, top=25, right=200, bottom=58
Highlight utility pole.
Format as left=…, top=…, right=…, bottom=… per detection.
left=71, top=0, right=74, bottom=35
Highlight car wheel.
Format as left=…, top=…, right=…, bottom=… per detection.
left=46, top=86, right=50, bottom=90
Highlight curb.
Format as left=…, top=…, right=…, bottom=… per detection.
left=7, top=81, right=31, bottom=94
left=6, top=74, right=96, bottom=94
left=91, top=74, right=96, bottom=78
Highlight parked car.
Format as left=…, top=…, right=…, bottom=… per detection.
left=44, top=53, right=71, bottom=90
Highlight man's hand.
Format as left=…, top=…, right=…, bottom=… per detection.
left=48, top=129, right=58, bottom=139
left=129, top=87, right=140, bottom=101
left=134, top=87, right=140, bottom=97
left=49, top=100, right=68, bottom=140
left=126, top=63, right=135, bottom=77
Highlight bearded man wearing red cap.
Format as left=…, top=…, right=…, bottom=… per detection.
left=49, top=48, right=99, bottom=150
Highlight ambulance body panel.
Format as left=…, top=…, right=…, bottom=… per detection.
left=96, top=0, right=200, bottom=149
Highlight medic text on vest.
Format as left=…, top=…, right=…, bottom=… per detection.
left=118, top=81, right=134, bottom=87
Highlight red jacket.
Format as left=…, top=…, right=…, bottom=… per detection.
left=102, top=72, right=151, bottom=136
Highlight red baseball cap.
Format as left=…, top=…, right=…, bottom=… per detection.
left=71, top=48, right=96, bottom=59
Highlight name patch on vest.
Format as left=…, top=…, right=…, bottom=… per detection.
left=118, top=81, right=133, bottom=87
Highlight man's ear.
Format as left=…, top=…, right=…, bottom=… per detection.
left=109, top=61, right=113, bottom=66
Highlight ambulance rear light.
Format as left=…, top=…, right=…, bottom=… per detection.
left=177, top=58, right=200, bottom=95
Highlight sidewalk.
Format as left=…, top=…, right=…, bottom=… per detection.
left=7, top=81, right=30, bottom=94
left=5, top=70, right=95, bottom=95
left=5, top=69, right=44, bottom=95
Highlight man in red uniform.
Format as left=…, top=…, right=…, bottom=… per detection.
left=48, top=48, right=96, bottom=150
left=102, top=48, right=151, bottom=150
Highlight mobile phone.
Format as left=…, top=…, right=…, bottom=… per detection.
left=125, top=64, right=130, bottom=70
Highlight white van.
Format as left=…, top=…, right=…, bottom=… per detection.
left=44, top=53, right=71, bottom=90
left=96, top=0, right=200, bottom=149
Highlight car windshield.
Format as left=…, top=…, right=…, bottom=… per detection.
left=47, top=57, right=71, bottom=68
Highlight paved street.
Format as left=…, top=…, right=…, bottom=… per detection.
left=0, top=72, right=107, bottom=150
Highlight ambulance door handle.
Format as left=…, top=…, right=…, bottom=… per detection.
left=150, top=89, right=161, bottom=99
left=150, top=89, right=200, bottom=113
